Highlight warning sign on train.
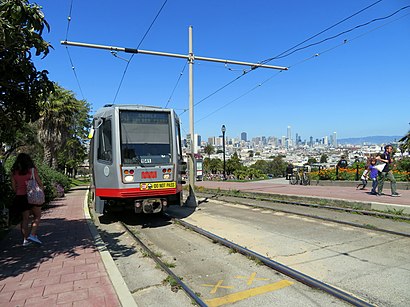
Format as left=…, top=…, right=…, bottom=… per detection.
left=140, top=181, right=176, bottom=190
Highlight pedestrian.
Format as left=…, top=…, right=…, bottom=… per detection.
left=286, top=163, right=293, bottom=180
left=336, top=156, right=348, bottom=180
left=11, top=153, right=44, bottom=246
left=377, top=145, right=400, bottom=197
left=368, top=158, right=379, bottom=195
left=337, top=156, right=348, bottom=168
left=356, top=167, right=369, bottom=190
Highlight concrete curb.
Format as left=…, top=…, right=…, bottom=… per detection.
left=83, top=190, right=138, bottom=307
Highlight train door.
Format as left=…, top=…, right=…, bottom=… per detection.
left=92, top=116, right=114, bottom=213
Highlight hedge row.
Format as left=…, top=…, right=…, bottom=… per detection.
left=0, top=157, right=71, bottom=210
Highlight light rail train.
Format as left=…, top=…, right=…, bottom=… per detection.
left=89, top=104, right=185, bottom=214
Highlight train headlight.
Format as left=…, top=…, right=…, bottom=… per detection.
left=124, top=175, right=134, bottom=182
left=163, top=173, right=171, bottom=180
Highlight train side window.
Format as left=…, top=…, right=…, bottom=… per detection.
left=175, top=120, right=182, bottom=160
left=97, top=118, right=113, bottom=163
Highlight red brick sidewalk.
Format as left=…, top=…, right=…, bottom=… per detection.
left=0, top=188, right=120, bottom=307
left=196, top=180, right=410, bottom=207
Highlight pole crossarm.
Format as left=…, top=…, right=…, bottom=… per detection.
left=61, top=31, right=289, bottom=208
left=60, top=40, right=288, bottom=70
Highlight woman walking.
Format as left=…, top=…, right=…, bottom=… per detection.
left=11, top=153, right=44, bottom=246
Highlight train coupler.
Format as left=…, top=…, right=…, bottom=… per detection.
left=134, top=198, right=167, bottom=214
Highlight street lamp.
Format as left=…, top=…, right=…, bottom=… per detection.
left=221, top=125, right=226, bottom=180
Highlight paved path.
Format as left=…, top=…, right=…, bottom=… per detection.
left=1, top=180, right=407, bottom=306
left=0, top=188, right=121, bottom=307
left=196, top=179, right=410, bottom=207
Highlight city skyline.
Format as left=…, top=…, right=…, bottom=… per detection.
left=198, top=125, right=402, bottom=148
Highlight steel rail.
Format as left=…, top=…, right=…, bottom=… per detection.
left=174, top=218, right=375, bottom=307
left=238, top=194, right=410, bottom=221
left=119, top=222, right=207, bottom=307
left=200, top=193, right=410, bottom=238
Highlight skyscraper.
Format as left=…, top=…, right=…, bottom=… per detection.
left=241, top=132, right=247, bottom=142
left=333, top=132, right=337, bottom=147
left=193, top=134, right=201, bottom=153
left=286, top=126, right=292, bottom=147
left=287, top=126, right=291, bottom=140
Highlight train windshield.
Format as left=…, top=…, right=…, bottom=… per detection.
left=120, top=110, right=172, bottom=166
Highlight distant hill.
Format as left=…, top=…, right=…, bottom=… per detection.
left=338, top=136, right=403, bottom=145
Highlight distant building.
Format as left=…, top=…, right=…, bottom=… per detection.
left=281, top=136, right=286, bottom=148
left=193, top=134, right=201, bottom=153
left=241, top=132, right=247, bottom=142
left=333, top=132, right=337, bottom=147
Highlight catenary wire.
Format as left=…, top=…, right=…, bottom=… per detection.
left=164, top=60, right=188, bottom=108
left=193, top=3, right=408, bottom=122
left=178, top=70, right=251, bottom=117
left=259, top=0, right=384, bottom=65
left=298, top=10, right=410, bottom=66
left=64, top=0, right=74, bottom=41
left=112, top=0, right=168, bottom=104
left=64, top=0, right=85, bottom=100
left=195, top=9, right=410, bottom=124
left=267, top=5, right=410, bottom=61
left=196, top=70, right=283, bottom=123
left=64, top=47, right=85, bottom=100
left=191, top=0, right=385, bottom=114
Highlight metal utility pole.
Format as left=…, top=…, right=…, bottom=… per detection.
left=221, top=125, right=226, bottom=180
left=186, top=26, right=196, bottom=206
left=61, top=26, right=287, bottom=207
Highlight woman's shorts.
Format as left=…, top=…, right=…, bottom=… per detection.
left=13, top=195, right=33, bottom=213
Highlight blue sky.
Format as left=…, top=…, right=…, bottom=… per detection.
left=33, top=0, right=410, bottom=141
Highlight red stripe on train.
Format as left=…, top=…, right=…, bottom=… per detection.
left=96, top=187, right=181, bottom=198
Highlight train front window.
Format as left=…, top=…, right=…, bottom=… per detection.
left=120, top=110, right=172, bottom=166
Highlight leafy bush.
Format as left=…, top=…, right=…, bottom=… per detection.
left=36, top=163, right=71, bottom=201
left=1, top=157, right=71, bottom=210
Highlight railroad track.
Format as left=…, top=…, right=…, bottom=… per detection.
left=197, top=192, right=410, bottom=238
left=118, top=216, right=375, bottom=307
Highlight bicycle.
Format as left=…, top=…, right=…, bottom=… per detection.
left=301, top=170, right=310, bottom=185
left=289, top=167, right=311, bottom=186
left=289, top=169, right=300, bottom=185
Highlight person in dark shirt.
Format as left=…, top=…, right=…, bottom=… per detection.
left=336, top=156, right=348, bottom=179
left=337, top=156, right=348, bottom=168
left=377, top=145, right=400, bottom=197
left=286, top=163, right=293, bottom=180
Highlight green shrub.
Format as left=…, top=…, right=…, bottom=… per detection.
left=1, top=157, right=71, bottom=210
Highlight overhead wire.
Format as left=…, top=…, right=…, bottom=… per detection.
left=178, top=69, right=249, bottom=117
left=259, top=0, right=385, bottom=65
left=164, top=60, right=188, bottom=108
left=192, top=0, right=385, bottom=115
left=264, top=4, right=410, bottom=61
left=196, top=70, right=284, bottom=123
left=64, top=0, right=74, bottom=41
left=194, top=2, right=410, bottom=122
left=64, top=0, right=85, bottom=100
left=112, top=0, right=168, bottom=104
left=195, top=5, right=410, bottom=124
left=292, top=9, right=410, bottom=68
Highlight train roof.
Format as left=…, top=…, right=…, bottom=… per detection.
left=93, top=104, right=175, bottom=117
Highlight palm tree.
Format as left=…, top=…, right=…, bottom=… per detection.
left=399, top=130, right=410, bottom=154
left=204, top=144, right=215, bottom=158
left=37, top=85, right=79, bottom=169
